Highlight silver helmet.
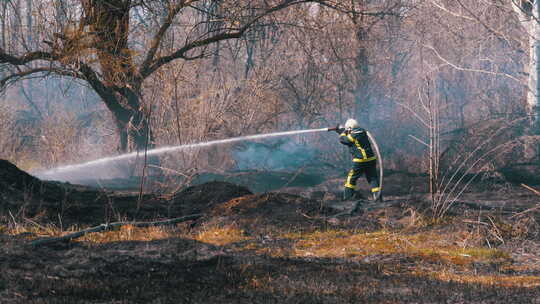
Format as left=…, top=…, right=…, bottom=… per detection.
left=344, top=118, right=359, bottom=130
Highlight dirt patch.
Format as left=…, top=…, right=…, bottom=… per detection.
left=0, top=159, right=41, bottom=191
left=0, top=159, right=55, bottom=211
left=169, top=181, right=252, bottom=215
left=200, top=192, right=360, bottom=237
left=1, top=233, right=538, bottom=304
left=0, top=235, right=229, bottom=303
left=2, top=159, right=540, bottom=303
left=0, top=160, right=253, bottom=226
left=191, top=170, right=327, bottom=193
left=212, top=193, right=320, bottom=217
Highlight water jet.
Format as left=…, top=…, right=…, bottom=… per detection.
left=35, top=128, right=328, bottom=181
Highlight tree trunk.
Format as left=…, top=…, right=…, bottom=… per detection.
left=82, top=0, right=153, bottom=153
left=92, top=84, right=153, bottom=153
left=113, top=94, right=152, bottom=153
left=530, top=0, right=540, bottom=134
left=26, top=0, right=32, bottom=47
left=353, top=24, right=371, bottom=127
left=0, top=2, right=5, bottom=50
left=513, top=0, right=540, bottom=134
left=81, top=75, right=159, bottom=177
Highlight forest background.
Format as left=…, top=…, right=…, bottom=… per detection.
left=0, top=0, right=538, bottom=187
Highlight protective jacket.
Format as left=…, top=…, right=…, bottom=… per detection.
left=339, top=127, right=376, bottom=163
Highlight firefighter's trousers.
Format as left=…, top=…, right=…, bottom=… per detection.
left=343, top=159, right=380, bottom=200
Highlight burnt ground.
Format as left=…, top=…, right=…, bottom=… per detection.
left=1, top=159, right=539, bottom=303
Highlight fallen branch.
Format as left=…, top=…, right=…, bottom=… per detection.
left=30, top=214, right=202, bottom=247
left=487, top=215, right=504, bottom=244
left=511, top=204, right=540, bottom=219
left=510, top=184, right=540, bottom=218
left=462, top=219, right=490, bottom=226
left=451, top=200, right=519, bottom=213
left=521, top=184, right=540, bottom=196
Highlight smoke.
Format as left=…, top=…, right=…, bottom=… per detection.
left=233, top=138, right=318, bottom=171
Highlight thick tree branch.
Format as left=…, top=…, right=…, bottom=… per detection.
left=139, top=0, right=194, bottom=77
left=144, top=31, right=242, bottom=76
left=0, top=49, right=70, bottom=92
left=0, top=67, right=79, bottom=90
left=142, top=0, right=312, bottom=78
left=78, top=63, right=130, bottom=118
left=0, top=49, right=57, bottom=65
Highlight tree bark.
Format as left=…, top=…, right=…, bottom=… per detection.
left=84, top=80, right=152, bottom=153
left=83, top=0, right=153, bottom=153
left=113, top=93, right=152, bottom=152
left=353, top=24, right=371, bottom=127
left=513, top=0, right=540, bottom=134
left=530, top=0, right=540, bottom=134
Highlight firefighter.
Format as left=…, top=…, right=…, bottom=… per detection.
left=333, top=118, right=382, bottom=201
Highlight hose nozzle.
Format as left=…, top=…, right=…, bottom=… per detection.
left=327, top=124, right=344, bottom=134
left=327, top=124, right=338, bottom=132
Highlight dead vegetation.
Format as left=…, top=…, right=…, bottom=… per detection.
left=0, top=0, right=539, bottom=302
left=0, top=160, right=539, bottom=303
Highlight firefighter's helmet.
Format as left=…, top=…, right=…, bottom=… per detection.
left=344, top=118, right=359, bottom=130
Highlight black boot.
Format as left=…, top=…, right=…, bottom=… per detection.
left=350, top=200, right=364, bottom=215
left=372, top=191, right=383, bottom=202
left=343, top=187, right=356, bottom=201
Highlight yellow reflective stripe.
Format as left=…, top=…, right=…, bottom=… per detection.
left=340, top=133, right=348, bottom=137
left=353, top=157, right=376, bottom=163
left=371, top=187, right=381, bottom=193
left=347, top=133, right=368, bottom=160
left=344, top=170, right=355, bottom=188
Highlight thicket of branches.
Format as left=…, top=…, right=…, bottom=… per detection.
left=0, top=0, right=535, bottom=185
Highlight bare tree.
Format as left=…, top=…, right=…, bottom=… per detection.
left=314, top=1, right=406, bottom=127
left=512, top=0, right=540, bottom=133
left=0, top=0, right=330, bottom=153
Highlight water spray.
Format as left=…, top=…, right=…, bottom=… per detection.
left=36, top=128, right=328, bottom=180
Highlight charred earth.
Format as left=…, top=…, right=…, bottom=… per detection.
left=0, top=159, right=539, bottom=303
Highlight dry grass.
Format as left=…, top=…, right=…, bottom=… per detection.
left=5, top=222, right=254, bottom=247
left=5, top=222, right=64, bottom=239
left=420, top=270, right=540, bottom=288
left=290, top=229, right=510, bottom=266
left=229, top=225, right=538, bottom=289
left=78, top=225, right=172, bottom=244
left=4, top=215, right=539, bottom=291
left=195, top=225, right=252, bottom=246
left=275, top=228, right=540, bottom=288
left=5, top=222, right=175, bottom=243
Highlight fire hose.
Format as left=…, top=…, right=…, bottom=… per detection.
left=366, top=130, right=383, bottom=197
